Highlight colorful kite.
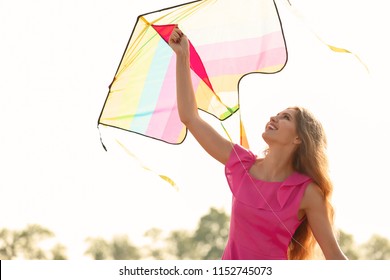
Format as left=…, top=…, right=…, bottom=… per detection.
left=98, top=0, right=287, bottom=145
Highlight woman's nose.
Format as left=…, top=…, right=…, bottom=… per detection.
left=270, top=115, right=277, bottom=122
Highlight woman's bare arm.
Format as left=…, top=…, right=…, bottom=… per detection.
left=302, top=183, right=348, bottom=260
left=169, top=27, right=232, bottom=164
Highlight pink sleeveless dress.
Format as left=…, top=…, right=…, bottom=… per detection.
left=222, top=144, right=312, bottom=260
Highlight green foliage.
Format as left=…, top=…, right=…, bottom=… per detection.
left=338, top=230, right=361, bottom=260
left=0, top=224, right=66, bottom=260
left=337, top=231, right=390, bottom=260
left=361, top=234, right=390, bottom=260
left=111, top=235, right=141, bottom=260
left=85, top=235, right=141, bottom=260
left=143, top=228, right=165, bottom=259
left=84, top=237, right=111, bottom=260
left=51, top=243, right=68, bottom=260
left=147, top=207, right=229, bottom=260
left=192, top=207, right=229, bottom=260
left=2, top=211, right=390, bottom=260
left=165, top=229, right=196, bottom=259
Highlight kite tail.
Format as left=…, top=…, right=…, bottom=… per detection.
left=115, top=139, right=178, bottom=191
left=283, top=0, right=369, bottom=72
left=97, top=125, right=177, bottom=189
left=321, top=40, right=369, bottom=73
left=98, top=124, right=108, bottom=151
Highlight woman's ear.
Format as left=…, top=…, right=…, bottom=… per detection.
left=293, top=136, right=302, bottom=145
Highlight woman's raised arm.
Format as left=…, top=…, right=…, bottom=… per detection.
left=169, top=27, right=232, bottom=165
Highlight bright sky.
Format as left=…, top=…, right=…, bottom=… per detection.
left=1, top=0, right=389, bottom=259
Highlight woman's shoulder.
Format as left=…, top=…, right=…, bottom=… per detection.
left=226, top=144, right=257, bottom=166
left=300, top=182, right=323, bottom=209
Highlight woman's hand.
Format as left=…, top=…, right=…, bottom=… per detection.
left=169, top=26, right=189, bottom=56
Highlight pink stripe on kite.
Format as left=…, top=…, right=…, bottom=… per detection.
left=159, top=72, right=202, bottom=142
left=145, top=55, right=202, bottom=142
left=197, top=31, right=285, bottom=61
left=204, top=47, right=287, bottom=76
left=159, top=103, right=182, bottom=143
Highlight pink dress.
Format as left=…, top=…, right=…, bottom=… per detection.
left=222, top=144, right=312, bottom=260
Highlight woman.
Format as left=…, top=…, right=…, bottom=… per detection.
left=169, top=27, right=347, bottom=260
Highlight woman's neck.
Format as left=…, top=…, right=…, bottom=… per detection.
left=257, top=147, right=295, bottom=182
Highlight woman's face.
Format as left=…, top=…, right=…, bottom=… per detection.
left=262, top=108, right=301, bottom=147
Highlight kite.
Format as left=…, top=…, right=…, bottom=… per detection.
left=98, top=0, right=287, bottom=146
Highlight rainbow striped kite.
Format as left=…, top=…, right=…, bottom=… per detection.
left=98, top=0, right=287, bottom=144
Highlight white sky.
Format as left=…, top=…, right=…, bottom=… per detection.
left=1, top=0, right=389, bottom=259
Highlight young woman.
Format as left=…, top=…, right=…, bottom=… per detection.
left=169, top=27, right=347, bottom=260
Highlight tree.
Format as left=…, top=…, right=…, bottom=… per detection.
left=143, top=228, right=166, bottom=260
left=337, top=230, right=361, bottom=260
left=84, top=237, right=111, bottom=260
left=51, top=243, right=68, bottom=260
left=192, top=207, right=229, bottom=260
left=0, top=224, right=67, bottom=260
left=163, top=207, right=229, bottom=260
left=111, top=235, right=141, bottom=260
left=85, top=235, right=141, bottom=260
left=166, top=229, right=197, bottom=259
left=0, top=228, right=18, bottom=259
left=361, top=234, right=390, bottom=260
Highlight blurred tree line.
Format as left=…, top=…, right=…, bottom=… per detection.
left=0, top=224, right=67, bottom=260
left=1, top=208, right=390, bottom=260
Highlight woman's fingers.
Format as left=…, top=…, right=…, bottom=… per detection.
left=170, top=27, right=184, bottom=44
left=169, top=26, right=189, bottom=55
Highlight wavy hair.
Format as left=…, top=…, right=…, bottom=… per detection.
left=287, top=107, right=334, bottom=260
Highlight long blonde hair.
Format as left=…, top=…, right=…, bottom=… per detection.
left=287, top=107, right=334, bottom=260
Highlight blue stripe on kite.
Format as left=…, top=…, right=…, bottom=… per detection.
left=129, top=39, right=171, bottom=133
